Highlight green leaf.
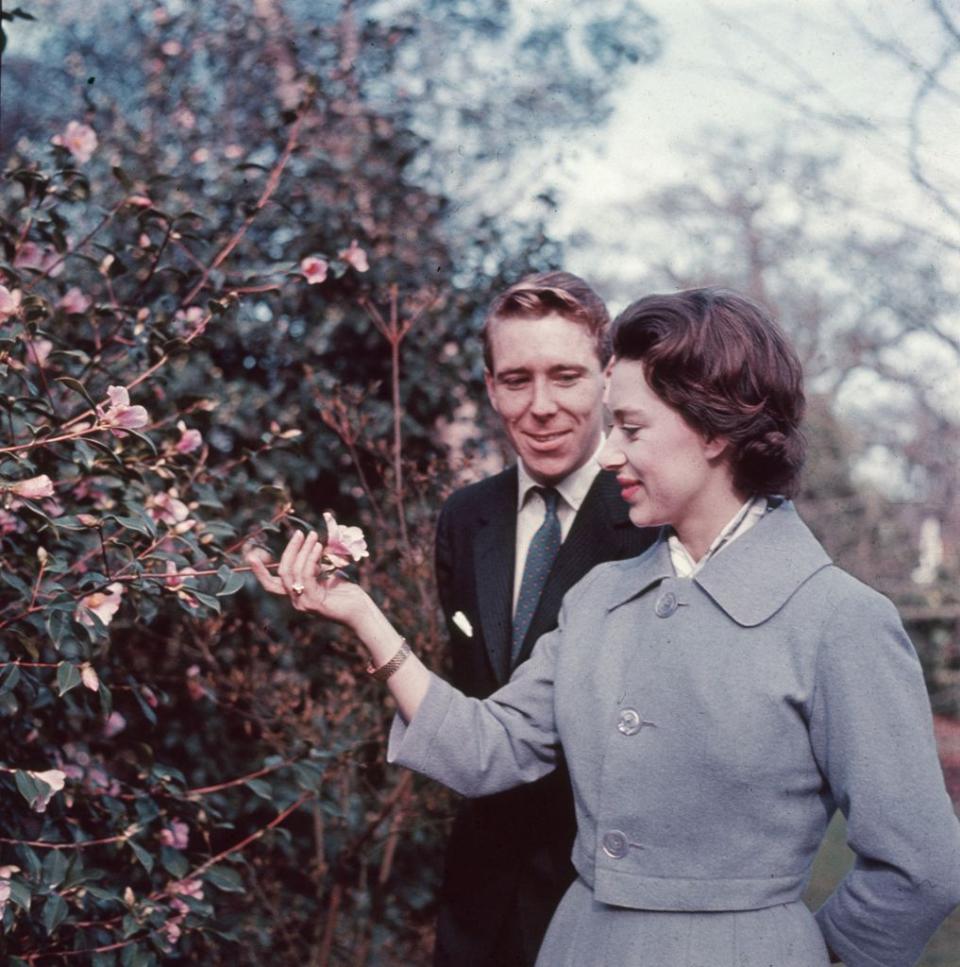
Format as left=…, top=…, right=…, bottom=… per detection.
left=159, top=846, right=189, bottom=878
left=216, top=564, right=245, bottom=597
left=112, top=165, right=133, bottom=190
left=56, top=661, right=82, bottom=696
left=0, top=662, right=21, bottom=695
left=42, top=893, right=68, bottom=934
left=55, top=376, right=98, bottom=408
left=8, top=878, right=31, bottom=913
left=127, top=840, right=154, bottom=873
left=244, top=777, right=273, bottom=800
left=42, top=848, right=68, bottom=887
left=203, top=864, right=245, bottom=893
left=183, top=588, right=221, bottom=614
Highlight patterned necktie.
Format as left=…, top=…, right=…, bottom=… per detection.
left=512, top=487, right=562, bottom=663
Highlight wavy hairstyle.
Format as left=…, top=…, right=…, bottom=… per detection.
left=611, top=287, right=806, bottom=496
left=482, top=270, right=611, bottom=372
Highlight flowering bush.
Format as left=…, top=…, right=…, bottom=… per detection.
left=0, top=106, right=461, bottom=962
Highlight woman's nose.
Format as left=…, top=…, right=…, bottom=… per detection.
left=599, top=433, right=624, bottom=470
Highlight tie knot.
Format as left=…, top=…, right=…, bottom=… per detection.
left=533, top=486, right=560, bottom=516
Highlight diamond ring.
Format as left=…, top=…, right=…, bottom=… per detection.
left=291, top=583, right=305, bottom=596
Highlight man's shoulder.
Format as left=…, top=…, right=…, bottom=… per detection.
left=440, top=466, right=517, bottom=517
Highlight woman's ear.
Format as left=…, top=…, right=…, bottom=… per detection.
left=703, top=434, right=730, bottom=461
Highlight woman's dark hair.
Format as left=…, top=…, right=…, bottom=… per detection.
left=611, top=287, right=806, bottom=496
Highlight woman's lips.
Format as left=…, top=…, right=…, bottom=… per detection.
left=617, top=477, right=642, bottom=501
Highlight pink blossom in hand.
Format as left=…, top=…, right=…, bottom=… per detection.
left=300, top=255, right=329, bottom=285
left=6, top=474, right=55, bottom=499
left=147, top=489, right=190, bottom=525
left=51, top=121, right=98, bottom=164
left=97, top=385, right=150, bottom=436
left=0, top=284, right=21, bottom=322
left=321, top=511, right=369, bottom=570
left=59, top=287, right=92, bottom=314
left=338, top=239, right=369, bottom=273
left=26, top=338, right=53, bottom=368
left=175, top=421, right=203, bottom=454
left=160, top=819, right=190, bottom=850
left=76, top=583, right=124, bottom=628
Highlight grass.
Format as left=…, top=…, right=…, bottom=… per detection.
left=803, top=812, right=960, bottom=967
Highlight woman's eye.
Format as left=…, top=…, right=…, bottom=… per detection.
left=621, top=425, right=642, bottom=440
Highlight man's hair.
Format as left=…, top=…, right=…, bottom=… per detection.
left=611, top=287, right=806, bottom=496
left=482, top=271, right=611, bottom=372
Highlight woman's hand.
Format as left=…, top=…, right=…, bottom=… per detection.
left=246, top=530, right=372, bottom=631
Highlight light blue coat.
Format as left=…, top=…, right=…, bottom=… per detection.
left=389, top=501, right=960, bottom=967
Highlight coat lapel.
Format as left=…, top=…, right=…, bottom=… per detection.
left=514, top=471, right=642, bottom=666
left=473, top=467, right=518, bottom=684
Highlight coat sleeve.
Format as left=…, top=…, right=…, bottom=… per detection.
left=386, top=616, right=564, bottom=797
left=809, top=587, right=960, bottom=967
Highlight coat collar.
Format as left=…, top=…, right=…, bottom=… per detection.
left=605, top=501, right=832, bottom=627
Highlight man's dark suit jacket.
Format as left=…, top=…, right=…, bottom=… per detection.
left=433, top=465, right=658, bottom=967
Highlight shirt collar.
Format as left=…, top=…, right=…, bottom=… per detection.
left=604, top=500, right=833, bottom=627
left=516, top=436, right=604, bottom=513
left=668, top=495, right=770, bottom=578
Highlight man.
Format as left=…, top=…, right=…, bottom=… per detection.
left=433, top=272, right=658, bottom=966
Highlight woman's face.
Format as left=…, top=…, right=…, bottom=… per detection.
left=599, top=358, right=741, bottom=552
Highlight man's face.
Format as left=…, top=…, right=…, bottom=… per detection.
left=484, top=313, right=605, bottom=485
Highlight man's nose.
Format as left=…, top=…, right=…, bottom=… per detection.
left=529, top=380, right=559, bottom=417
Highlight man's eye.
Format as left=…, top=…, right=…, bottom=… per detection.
left=501, top=377, right=528, bottom=389
left=554, top=372, right=581, bottom=385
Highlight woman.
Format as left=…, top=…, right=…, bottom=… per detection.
left=249, top=288, right=960, bottom=966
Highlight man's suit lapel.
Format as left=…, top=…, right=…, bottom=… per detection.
left=514, top=471, right=635, bottom=666
left=473, top=467, right=517, bottom=685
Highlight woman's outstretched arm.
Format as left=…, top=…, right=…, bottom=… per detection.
left=246, top=529, right=430, bottom=721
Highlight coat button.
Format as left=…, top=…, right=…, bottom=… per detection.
left=601, top=830, right=628, bottom=859
left=655, top=591, right=678, bottom=618
left=617, top=708, right=642, bottom=736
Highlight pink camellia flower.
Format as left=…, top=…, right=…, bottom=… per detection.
left=80, top=663, right=100, bottom=692
left=0, top=865, right=21, bottom=918
left=162, top=917, right=183, bottom=947
left=0, top=510, right=23, bottom=535
left=300, top=255, right=328, bottom=285
left=52, top=121, right=98, bottom=164
left=24, top=768, right=67, bottom=813
left=174, top=305, right=206, bottom=336
left=321, top=511, right=369, bottom=570
left=0, top=284, right=21, bottom=322
left=14, top=241, right=63, bottom=278
left=76, top=583, right=124, bottom=628
left=175, top=421, right=203, bottom=454
left=59, top=287, right=92, bottom=314
left=26, top=338, right=53, bottom=368
left=170, top=878, right=204, bottom=915
left=338, top=239, right=369, bottom=273
left=97, top=385, right=150, bottom=436
left=126, top=194, right=153, bottom=208
left=6, top=475, right=55, bottom=500
left=160, top=819, right=190, bottom=850
left=147, top=489, right=190, bottom=526
left=102, top=710, right=127, bottom=738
